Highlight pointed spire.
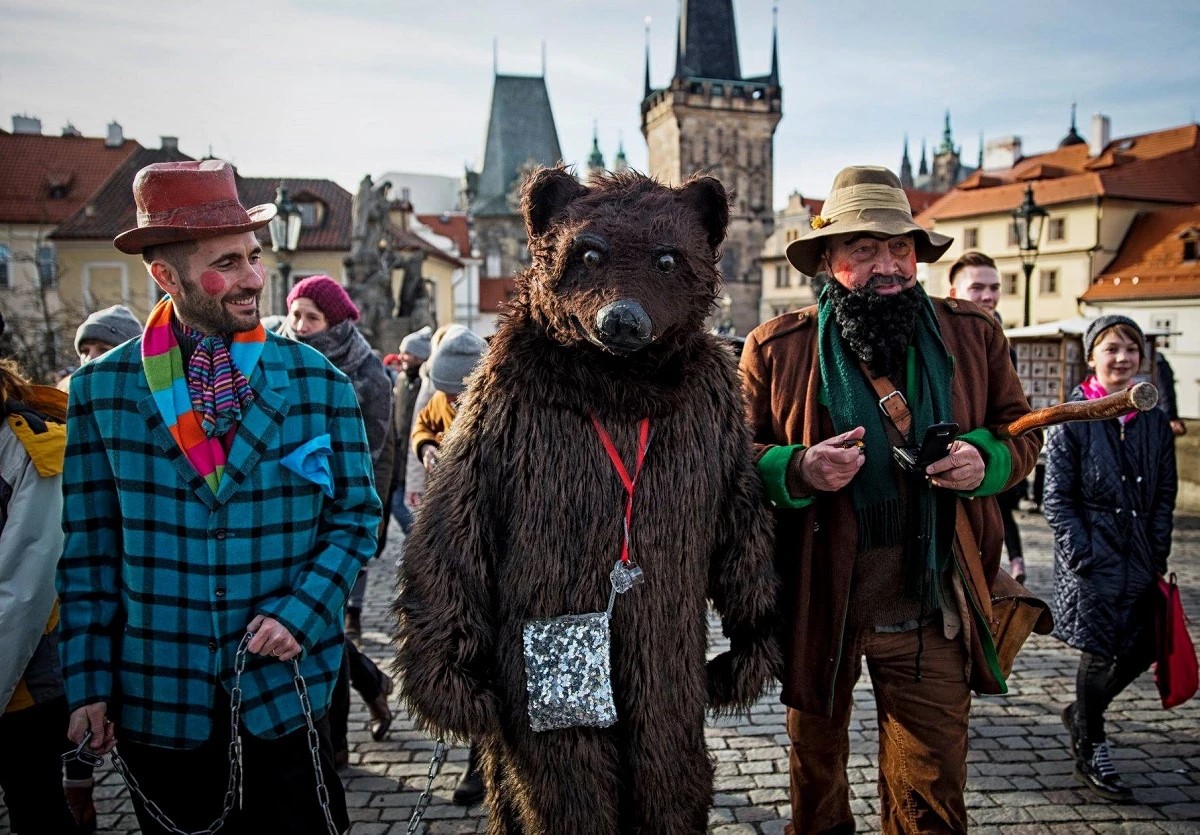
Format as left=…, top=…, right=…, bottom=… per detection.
left=939, top=109, right=955, bottom=154
left=674, top=0, right=742, bottom=82
left=614, top=132, right=629, bottom=173
left=587, top=121, right=605, bottom=171
left=644, top=17, right=653, bottom=98
left=919, top=138, right=929, bottom=176
left=1058, top=102, right=1086, bottom=147
left=541, top=40, right=547, bottom=77
left=768, top=4, right=780, bottom=85
left=492, top=38, right=498, bottom=75
left=899, top=134, right=914, bottom=189
left=978, top=131, right=984, bottom=169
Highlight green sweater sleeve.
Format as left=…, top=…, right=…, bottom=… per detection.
left=956, top=427, right=1012, bottom=498
left=756, top=444, right=814, bottom=509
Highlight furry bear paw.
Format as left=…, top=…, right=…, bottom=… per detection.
left=706, top=639, right=781, bottom=713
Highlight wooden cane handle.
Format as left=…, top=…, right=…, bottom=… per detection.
left=996, top=382, right=1159, bottom=439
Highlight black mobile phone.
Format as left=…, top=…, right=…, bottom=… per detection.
left=914, top=421, right=959, bottom=470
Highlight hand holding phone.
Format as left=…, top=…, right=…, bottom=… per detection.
left=914, top=422, right=959, bottom=469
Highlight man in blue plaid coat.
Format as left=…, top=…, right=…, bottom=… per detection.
left=57, top=161, right=381, bottom=834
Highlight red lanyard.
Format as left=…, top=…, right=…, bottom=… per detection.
left=589, top=414, right=651, bottom=565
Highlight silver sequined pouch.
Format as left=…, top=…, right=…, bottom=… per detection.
left=522, top=560, right=644, bottom=732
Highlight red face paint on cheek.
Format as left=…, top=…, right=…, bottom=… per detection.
left=199, top=270, right=226, bottom=297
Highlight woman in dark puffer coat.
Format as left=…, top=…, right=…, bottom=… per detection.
left=1046, top=316, right=1177, bottom=802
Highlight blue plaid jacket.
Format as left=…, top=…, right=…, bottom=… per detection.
left=57, top=333, right=380, bottom=747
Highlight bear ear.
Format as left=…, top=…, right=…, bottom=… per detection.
left=522, top=166, right=589, bottom=239
left=679, top=176, right=730, bottom=251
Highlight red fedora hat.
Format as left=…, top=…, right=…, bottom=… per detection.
left=113, top=160, right=277, bottom=254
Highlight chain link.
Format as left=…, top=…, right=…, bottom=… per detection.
left=106, top=632, right=341, bottom=835
left=405, top=736, right=448, bottom=834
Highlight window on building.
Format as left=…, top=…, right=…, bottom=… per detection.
left=486, top=251, right=500, bottom=277
left=296, top=202, right=322, bottom=228
left=36, top=244, right=57, bottom=289
left=775, top=265, right=789, bottom=289
left=963, top=227, right=979, bottom=249
left=1039, top=269, right=1058, bottom=294
left=1048, top=217, right=1066, bottom=241
left=1007, top=225, right=1019, bottom=247
left=1183, top=238, right=1198, bottom=262
left=0, top=245, right=11, bottom=289
left=797, top=272, right=809, bottom=286
left=1002, top=272, right=1018, bottom=295
left=1152, top=314, right=1175, bottom=349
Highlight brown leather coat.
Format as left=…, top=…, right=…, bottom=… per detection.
left=741, top=297, right=1041, bottom=716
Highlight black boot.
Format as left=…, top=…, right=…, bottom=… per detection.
left=452, top=742, right=485, bottom=806
left=1061, top=702, right=1079, bottom=758
left=1075, top=740, right=1133, bottom=802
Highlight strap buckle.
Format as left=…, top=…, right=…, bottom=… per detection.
left=878, top=389, right=907, bottom=414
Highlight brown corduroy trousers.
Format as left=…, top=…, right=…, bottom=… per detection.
left=785, top=623, right=971, bottom=834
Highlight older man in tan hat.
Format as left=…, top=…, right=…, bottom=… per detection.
left=57, top=160, right=381, bottom=833
left=741, top=165, right=1040, bottom=833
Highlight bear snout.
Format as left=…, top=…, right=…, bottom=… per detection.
left=594, top=299, right=653, bottom=354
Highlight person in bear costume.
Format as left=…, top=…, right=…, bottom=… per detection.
left=395, top=166, right=780, bottom=833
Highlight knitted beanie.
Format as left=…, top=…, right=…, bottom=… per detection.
left=430, top=327, right=487, bottom=394
left=75, top=304, right=143, bottom=352
left=399, top=325, right=433, bottom=360
left=1084, top=314, right=1142, bottom=360
left=286, top=275, right=360, bottom=327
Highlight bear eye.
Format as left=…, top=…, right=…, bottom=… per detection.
left=655, top=253, right=676, bottom=273
left=582, top=249, right=603, bottom=268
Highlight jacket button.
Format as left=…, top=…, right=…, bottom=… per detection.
left=207, top=640, right=218, bottom=652
left=214, top=529, right=227, bottom=540
left=215, top=587, right=226, bottom=598
left=947, top=299, right=958, bottom=308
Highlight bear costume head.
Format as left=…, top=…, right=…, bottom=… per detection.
left=499, top=166, right=731, bottom=416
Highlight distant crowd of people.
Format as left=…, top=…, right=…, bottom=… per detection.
left=0, top=159, right=1184, bottom=833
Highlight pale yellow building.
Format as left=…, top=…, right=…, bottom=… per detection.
left=759, top=191, right=818, bottom=320
left=918, top=122, right=1200, bottom=326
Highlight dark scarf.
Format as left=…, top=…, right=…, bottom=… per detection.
left=817, top=282, right=955, bottom=610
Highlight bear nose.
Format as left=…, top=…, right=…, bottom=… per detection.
left=595, top=300, right=653, bottom=352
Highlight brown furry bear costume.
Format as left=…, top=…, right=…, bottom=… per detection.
left=395, top=167, right=778, bottom=834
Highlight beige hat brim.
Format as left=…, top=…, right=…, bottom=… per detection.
left=784, top=209, right=953, bottom=276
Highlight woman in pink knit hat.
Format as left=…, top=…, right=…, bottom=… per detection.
left=279, top=275, right=395, bottom=764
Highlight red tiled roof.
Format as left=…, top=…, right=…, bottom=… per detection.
left=800, top=197, right=824, bottom=216
left=388, top=223, right=464, bottom=268
left=53, top=146, right=196, bottom=240
left=417, top=213, right=472, bottom=258
left=903, top=188, right=942, bottom=215
left=1081, top=204, right=1200, bottom=301
left=54, top=154, right=355, bottom=253
left=0, top=132, right=140, bottom=225
left=479, top=277, right=518, bottom=313
left=917, top=124, right=1200, bottom=225
left=241, top=177, right=352, bottom=251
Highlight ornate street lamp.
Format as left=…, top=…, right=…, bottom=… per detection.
left=269, top=183, right=303, bottom=314
left=1011, top=183, right=1048, bottom=327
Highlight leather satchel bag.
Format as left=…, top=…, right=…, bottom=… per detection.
left=989, top=568, right=1053, bottom=679
left=1155, top=573, right=1198, bottom=709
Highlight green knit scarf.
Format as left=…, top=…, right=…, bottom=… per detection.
left=817, top=283, right=955, bottom=610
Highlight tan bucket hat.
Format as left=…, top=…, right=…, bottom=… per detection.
left=785, top=165, right=952, bottom=275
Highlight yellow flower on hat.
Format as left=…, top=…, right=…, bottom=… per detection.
left=810, top=215, right=829, bottom=230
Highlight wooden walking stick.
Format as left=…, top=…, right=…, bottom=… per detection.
left=996, top=382, right=1159, bottom=439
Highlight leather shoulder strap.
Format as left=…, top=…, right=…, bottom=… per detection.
left=861, top=364, right=913, bottom=439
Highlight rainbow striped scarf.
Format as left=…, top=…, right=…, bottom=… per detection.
left=141, top=297, right=266, bottom=493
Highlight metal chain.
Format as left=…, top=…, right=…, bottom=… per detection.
left=106, top=632, right=341, bottom=835
left=405, top=736, right=448, bottom=834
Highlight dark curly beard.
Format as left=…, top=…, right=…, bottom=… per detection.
left=826, top=278, right=922, bottom=379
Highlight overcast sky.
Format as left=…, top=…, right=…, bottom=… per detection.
left=2, top=0, right=1197, bottom=208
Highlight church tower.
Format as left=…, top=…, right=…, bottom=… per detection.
left=640, top=0, right=782, bottom=334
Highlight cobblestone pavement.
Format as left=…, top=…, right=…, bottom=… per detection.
left=4, top=511, right=1198, bottom=834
